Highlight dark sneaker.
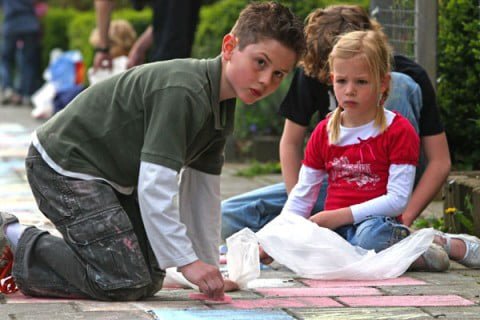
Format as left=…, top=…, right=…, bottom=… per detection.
left=410, top=243, right=450, bottom=272
left=446, top=233, right=480, bottom=269
left=0, top=212, right=18, bottom=294
left=0, top=211, right=18, bottom=250
left=1, top=246, right=17, bottom=293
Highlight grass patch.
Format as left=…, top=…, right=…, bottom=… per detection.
left=235, top=161, right=281, bottom=177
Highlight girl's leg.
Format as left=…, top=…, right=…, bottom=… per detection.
left=336, top=216, right=410, bottom=252
left=337, top=217, right=450, bottom=272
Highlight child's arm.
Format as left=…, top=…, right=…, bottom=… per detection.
left=350, top=164, right=416, bottom=224
left=282, top=165, right=327, bottom=218
left=138, top=162, right=224, bottom=299
left=127, top=26, right=154, bottom=68
left=309, top=164, right=416, bottom=229
left=309, top=208, right=354, bottom=230
left=93, top=0, right=114, bottom=70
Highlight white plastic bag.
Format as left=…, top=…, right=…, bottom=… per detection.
left=88, top=56, right=128, bottom=85
left=226, top=228, right=260, bottom=289
left=256, top=213, right=434, bottom=280
left=163, top=268, right=199, bottom=290
left=31, top=83, right=56, bottom=119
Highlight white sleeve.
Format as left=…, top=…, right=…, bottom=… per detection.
left=283, top=165, right=327, bottom=218
left=350, top=164, right=416, bottom=223
left=138, top=161, right=197, bottom=270
left=178, top=167, right=221, bottom=267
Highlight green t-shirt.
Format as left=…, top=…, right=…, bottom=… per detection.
left=36, top=56, right=235, bottom=188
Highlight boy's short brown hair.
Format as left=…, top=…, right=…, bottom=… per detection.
left=231, top=1, right=305, bottom=61
left=301, top=5, right=384, bottom=83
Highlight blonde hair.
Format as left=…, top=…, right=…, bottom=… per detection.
left=89, top=19, right=137, bottom=58
left=301, top=5, right=383, bottom=83
left=327, top=30, right=392, bottom=143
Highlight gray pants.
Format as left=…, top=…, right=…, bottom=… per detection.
left=13, top=145, right=164, bottom=301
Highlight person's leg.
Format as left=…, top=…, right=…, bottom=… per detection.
left=18, top=32, right=41, bottom=100
left=221, top=183, right=288, bottom=240
left=336, top=217, right=449, bottom=272
left=12, top=145, right=161, bottom=300
left=1, top=34, right=17, bottom=96
left=221, top=180, right=327, bottom=240
left=150, top=0, right=200, bottom=61
left=336, top=216, right=410, bottom=252
left=433, top=232, right=480, bottom=269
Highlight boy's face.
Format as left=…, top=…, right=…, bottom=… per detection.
left=221, top=35, right=297, bottom=104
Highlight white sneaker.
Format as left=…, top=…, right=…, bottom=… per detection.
left=410, top=243, right=450, bottom=272
left=445, top=233, right=480, bottom=269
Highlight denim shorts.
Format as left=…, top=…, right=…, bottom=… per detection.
left=335, top=216, right=411, bottom=252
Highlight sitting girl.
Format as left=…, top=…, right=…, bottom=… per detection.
left=260, top=29, right=457, bottom=272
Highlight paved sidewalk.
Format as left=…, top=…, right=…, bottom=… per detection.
left=1, top=105, right=480, bottom=319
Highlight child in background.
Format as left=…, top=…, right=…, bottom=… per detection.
left=260, top=29, right=448, bottom=272
left=88, top=19, right=137, bottom=83
left=0, top=2, right=305, bottom=300
left=89, top=19, right=137, bottom=60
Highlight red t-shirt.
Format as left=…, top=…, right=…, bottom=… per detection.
left=303, top=113, right=419, bottom=211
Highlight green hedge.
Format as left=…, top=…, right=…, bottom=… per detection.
left=193, top=0, right=369, bottom=59
left=41, top=8, right=151, bottom=73
left=438, top=0, right=480, bottom=169
left=41, top=8, right=77, bottom=69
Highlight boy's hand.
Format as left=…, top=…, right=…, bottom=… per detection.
left=259, top=245, right=273, bottom=265
left=223, top=278, right=240, bottom=292
left=178, top=260, right=224, bottom=300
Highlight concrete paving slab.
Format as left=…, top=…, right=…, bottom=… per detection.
left=13, top=311, right=153, bottom=320
left=408, top=271, right=475, bottom=285
left=73, top=300, right=144, bottom=312
left=255, top=287, right=381, bottom=297
left=132, top=300, right=209, bottom=311
left=1, top=303, right=77, bottom=315
left=300, top=276, right=426, bottom=288
left=381, top=284, right=480, bottom=304
left=5, top=292, right=78, bottom=304
left=225, top=297, right=343, bottom=309
left=291, top=307, right=432, bottom=320
left=339, top=295, right=475, bottom=307
left=421, top=306, right=480, bottom=319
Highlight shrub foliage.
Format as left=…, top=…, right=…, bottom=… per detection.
left=438, top=0, right=480, bottom=169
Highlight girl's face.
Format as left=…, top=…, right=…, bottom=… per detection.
left=331, top=54, right=388, bottom=126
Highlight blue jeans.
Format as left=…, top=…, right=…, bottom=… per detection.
left=1, top=32, right=41, bottom=97
left=221, top=72, right=424, bottom=241
left=221, top=181, right=328, bottom=240
left=15, top=145, right=164, bottom=301
left=335, top=216, right=410, bottom=252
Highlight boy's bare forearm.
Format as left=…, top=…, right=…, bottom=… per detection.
left=402, top=133, right=451, bottom=226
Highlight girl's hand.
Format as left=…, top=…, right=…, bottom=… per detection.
left=259, top=245, right=274, bottom=265
left=309, top=208, right=354, bottom=230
